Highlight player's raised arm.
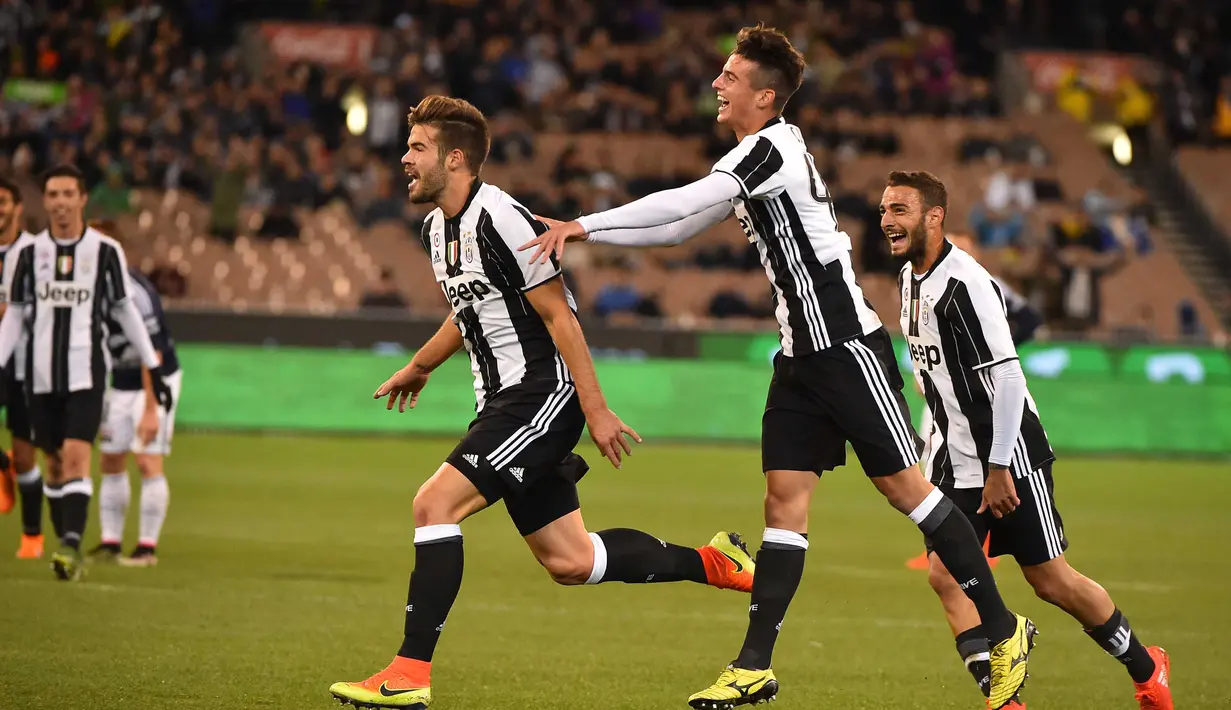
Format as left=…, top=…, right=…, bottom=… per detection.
left=524, top=277, right=641, bottom=468
left=519, top=171, right=742, bottom=264
left=375, top=316, right=464, bottom=412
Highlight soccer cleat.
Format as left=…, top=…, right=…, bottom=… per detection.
left=16, top=533, right=43, bottom=559
left=688, top=664, right=778, bottom=709
left=987, top=614, right=1037, bottom=709
left=0, top=453, right=14, bottom=514
left=330, top=659, right=432, bottom=709
left=990, top=695, right=1026, bottom=709
left=908, top=537, right=998, bottom=570
left=88, top=543, right=122, bottom=563
left=1133, top=646, right=1172, bottom=709
left=117, top=547, right=159, bottom=567
left=698, top=532, right=756, bottom=593
left=51, top=547, right=85, bottom=582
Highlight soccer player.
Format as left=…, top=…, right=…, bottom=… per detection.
left=328, top=96, right=756, bottom=709
left=0, top=165, right=173, bottom=582
left=905, top=231, right=1039, bottom=571
left=881, top=170, right=1172, bottom=710
left=0, top=176, right=43, bottom=559
left=88, top=219, right=182, bottom=567
left=521, top=24, right=1036, bottom=710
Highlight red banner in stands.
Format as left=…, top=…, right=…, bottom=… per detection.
left=1018, top=51, right=1158, bottom=93
left=259, top=23, right=378, bottom=71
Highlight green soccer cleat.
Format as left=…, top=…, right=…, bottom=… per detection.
left=988, top=614, right=1038, bottom=709
left=688, top=664, right=779, bottom=709
left=51, top=547, right=85, bottom=582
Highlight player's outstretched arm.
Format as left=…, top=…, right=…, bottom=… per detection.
left=519, top=172, right=742, bottom=264
left=375, top=316, right=463, bottom=412
left=525, top=277, right=641, bottom=468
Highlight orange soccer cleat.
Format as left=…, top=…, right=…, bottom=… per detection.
left=991, top=696, right=1026, bottom=709
left=1133, top=647, right=1172, bottom=710
left=0, top=453, right=14, bottom=514
left=16, top=534, right=44, bottom=560
left=908, top=537, right=999, bottom=570
left=697, top=531, right=756, bottom=593
left=329, top=656, right=432, bottom=708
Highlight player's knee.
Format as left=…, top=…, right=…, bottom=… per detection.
left=11, top=442, right=35, bottom=473
left=538, top=553, right=591, bottom=586
left=1025, top=567, right=1076, bottom=607
left=411, top=484, right=462, bottom=527
left=100, top=453, right=128, bottom=475
left=927, top=557, right=960, bottom=597
left=136, top=455, right=163, bottom=478
left=763, top=487, right=808, bottom=529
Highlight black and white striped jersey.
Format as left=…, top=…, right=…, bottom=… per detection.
left=899, top=241, right=1054, bottom=488
left=7, top=228, right=133, bottom=394
left=713, top=116, right=882, bottom=356
left=0, top=232, right=36, bottom=383
left=423, top=179, right=575, bottom=411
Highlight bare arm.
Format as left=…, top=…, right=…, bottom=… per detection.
left=409, top=316, right=465, bottom=373
left=525, top=277, right=640, bottom=467
left=374, top=315, right=464, bottom=412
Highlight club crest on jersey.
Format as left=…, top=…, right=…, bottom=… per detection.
left=446, top=239, right=460, bottom=266
left=922, top=297, right=930, bottom=325
left=433, top=232, right=441, bottom=247
left=57, top=255, right=73, bottom=275
left=462, top=230, right=477, bottom=264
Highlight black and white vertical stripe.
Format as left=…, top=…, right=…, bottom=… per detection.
left=486, top=356, right=575, bottom=471
left=843, top=339, right=919, bottom=470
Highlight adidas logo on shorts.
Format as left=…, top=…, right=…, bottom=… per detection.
left=463, top=453, right=479, bottom=468
left=508, top=467, right=524, bottom=482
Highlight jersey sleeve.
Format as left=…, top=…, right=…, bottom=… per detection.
left=710, top=135, right=787, bottom=200
left=946, top=275, right=1019, bottom=370
left=486, top=200, right=561, bottom=291
left=4, top=243, right=33, bottom=305
left=101, top=243, right=131, bottom=304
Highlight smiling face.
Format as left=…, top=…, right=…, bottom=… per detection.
left=44, top=176, right=87, bottom=234
left=880, top=184, right=934, bottom=262
left=401, top=123, right=451, bottom=205
left=0, top=187, right=21, bottom=239
left=712, top=54, right=770, bottom=128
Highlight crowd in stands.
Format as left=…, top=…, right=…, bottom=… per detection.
left=0, top=0, right=1225, bottom=342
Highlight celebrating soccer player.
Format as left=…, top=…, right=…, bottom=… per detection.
left=327, top=96, right=756, bottom=709
left=521, top=24, right=1036, bottom=710
left=0, top=166, right=174, bottom=582
left=882, top=170, right=1172, bottom=710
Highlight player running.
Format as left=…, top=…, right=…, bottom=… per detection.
left=522, top=24, right=1036, bottom=710
left=328, top=96, right=756, bottom=710
left=882, top=170, right=1172, bottom=710
left=0, top=166, right=174, bottom=582
left=905, top=231, right=1040, bottom=571
left=88, top=220, right=182, bottom=567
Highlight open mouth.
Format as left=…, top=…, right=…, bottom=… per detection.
left=886, top=230, right=908, bottom=249
left=717, top=95, right=730, bottom=112
left=407, top=175, right=419, bottom=191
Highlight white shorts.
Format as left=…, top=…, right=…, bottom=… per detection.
left=99, top=370, right=183, bottom=456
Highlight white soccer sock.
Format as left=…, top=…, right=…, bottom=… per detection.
left=138, top=475, right=170, bottom=548
left=98, top=472, right=132, bottom=545
left=584, top=532, right=607, bottom=585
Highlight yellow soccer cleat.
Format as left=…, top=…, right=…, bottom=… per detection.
left=688, top=664, right=778, bottom=709
left=330, top=658, right=432, bottom=709
left=988, top=614, right=1038, bottom=709
left=51, top=548, right=85, bottom=582
left=699, top=532, right=757, bottom=593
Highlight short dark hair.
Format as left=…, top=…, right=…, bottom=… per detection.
left=887, top=170, right=948, bottom=222
left=407, top=95, right=491, bottom=174
left=733, top=24, right=806, bottom=112
left=0, top=176, right=21, bottom=205
left=41, top=164, right=87, bottom=193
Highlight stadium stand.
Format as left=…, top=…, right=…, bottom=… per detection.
left=1, top=0, right=1227, bottom=342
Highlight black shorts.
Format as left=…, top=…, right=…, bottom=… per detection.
left=1, top=372, right=32, bottom=442
left=445, top=380, right=588, bottom=537
left=762, top=328, right=922, bottom=477
left=29, top=386, right=106, bottom=454
left=925, top=463, right=1068, bottom=567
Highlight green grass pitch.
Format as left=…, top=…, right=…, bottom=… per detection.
left=0, top=433, right=1227, bottom=709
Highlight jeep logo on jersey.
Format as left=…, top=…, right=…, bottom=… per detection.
left=36, top=281, right=93, bottom=307
left=446, top=278, right=492, bottom=308
left=909, top=342, right=941, bottom=370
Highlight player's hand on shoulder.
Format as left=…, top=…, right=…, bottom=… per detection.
left=518, top=219, right=586, bottom=265
left=978, top=465, right=1019, bottom=519
left=375, top=363, right=431, bottom=413
left=585, top=407, right=642, bottom=470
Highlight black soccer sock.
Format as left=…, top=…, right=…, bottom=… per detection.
left=59, top=478, right=92, bottom=552
left=585, top=528, right=707, bottom=584
left=734, top=528, right=808, bottom=670
left=1084, top=608, right=1156, bottom=683
left=44, top=481, right=65, bottom=541
left=397, top=525, right=465, bottom=662
left=914, top=489, right=1015, bottom=643
left=956, top=627, right=992, bottom=697
left=16, top=467, right=43, bottom=536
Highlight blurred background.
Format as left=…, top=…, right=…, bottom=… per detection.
left=2, top=0, right=1230, bottom=452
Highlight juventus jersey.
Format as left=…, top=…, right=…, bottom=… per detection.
left=899, top=241, right=1054, bottom=488
left=713, top=116, right=882, bottom=356
left=106, top=267, right=180, bottom=391
left=423, top=180, right=575, bottom=411
left=8, top=228, right=133, bottom=394
left=0, top=232, right=35, bottom=382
